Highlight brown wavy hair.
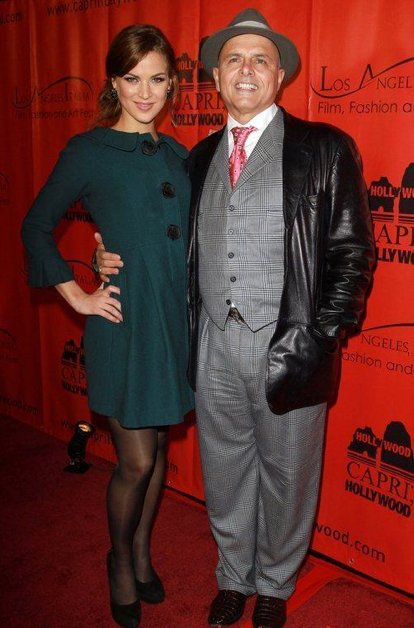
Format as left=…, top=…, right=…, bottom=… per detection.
left=95, top=24, right=178, bottom=127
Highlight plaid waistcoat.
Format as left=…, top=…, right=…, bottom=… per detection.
left=198, top=111, right=285, bottom=331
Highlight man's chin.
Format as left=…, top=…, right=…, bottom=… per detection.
left=226, top=102, right=266, bottom=123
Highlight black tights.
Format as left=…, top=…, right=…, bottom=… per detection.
left=107, top=418, right=168, bottom=605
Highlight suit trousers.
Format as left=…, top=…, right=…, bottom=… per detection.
left=195, top=307, right=327, bottom=599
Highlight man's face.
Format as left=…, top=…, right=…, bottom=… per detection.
left=213, top=34, right=285, bottom=124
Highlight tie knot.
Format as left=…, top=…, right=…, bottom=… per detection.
left=231, top=126, right=256, bottom=147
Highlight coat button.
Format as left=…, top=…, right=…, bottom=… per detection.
left=228, top=252, right=234, bottom=258
left=226, top=299, right=231, bottom=305
left=230, top=276, right=236, bottom=282
left=166, top=224, right=181, bottom=240
left=141, top=140, right=158, bottom=156
left=161, top=182, right=176, bottom=198
left=228, top=205, right=235, bottom=211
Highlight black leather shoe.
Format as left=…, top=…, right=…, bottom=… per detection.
left=135, top=571, right=165, bottom=604
left=252, top=595, right=287, bottom=628
left=107, top=551, right=141, bottom=627
left=208, top=590, right=247, bottom=626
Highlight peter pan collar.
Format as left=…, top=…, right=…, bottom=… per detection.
left=90, top=127, right=188, bottom=158
left=158, top=134, right=188, bottom=159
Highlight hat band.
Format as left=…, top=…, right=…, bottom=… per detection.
left=232, top=20, right=270, bottom=31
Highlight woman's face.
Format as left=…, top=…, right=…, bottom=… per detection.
left=112, top=50, right=171, bottom=135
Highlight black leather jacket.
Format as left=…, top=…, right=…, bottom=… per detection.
left=187, top=109, right=375, bottom=414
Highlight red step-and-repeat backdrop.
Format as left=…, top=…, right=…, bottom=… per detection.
left=1, top=0, right=413, bottom=596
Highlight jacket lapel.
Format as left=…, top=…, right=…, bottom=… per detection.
left=189, top=129, right=223, bottom=207
left=212, top=132, right=231, bottom=191
left=189, top=110, right=314, bottom=233
left=235, top=121, right=282, bottom=187
left=282, top=110, right=313, bottom=227
left=188, top=129, right=224, bottom=269
left=234, top=113, right=282, bottom=189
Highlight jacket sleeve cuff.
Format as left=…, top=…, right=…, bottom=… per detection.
left=315, top=322, right=348, bottom=340
left=26, top=256, right=74, bottom=288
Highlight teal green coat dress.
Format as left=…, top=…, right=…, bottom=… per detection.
left=22, top=127, right=194, bottom=427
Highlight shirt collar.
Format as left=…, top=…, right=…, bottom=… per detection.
left=227, top=103, right=278, bottom=134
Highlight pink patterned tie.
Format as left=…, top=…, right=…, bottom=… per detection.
left=229, top=126, right=256, bottom=188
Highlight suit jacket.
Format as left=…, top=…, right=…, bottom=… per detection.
left=187, top=108, right=375, bottom=414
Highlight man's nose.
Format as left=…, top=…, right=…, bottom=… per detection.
left=240, top=58, right=254, bottom=75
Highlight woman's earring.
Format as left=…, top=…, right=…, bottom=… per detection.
left=166, top=89, right=172, bottom=100
left=110, top=88, right=118, bottom=101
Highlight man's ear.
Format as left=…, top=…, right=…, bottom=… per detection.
left=212, top=67, right=220, bottom=92
left=276, top=68, right=285, bottom=92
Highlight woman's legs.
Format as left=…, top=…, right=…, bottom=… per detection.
left=107, top=419, right=167, bottom=605
left=133, top=428, right=168, bottom=582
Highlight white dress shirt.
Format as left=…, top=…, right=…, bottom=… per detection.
left=227, top=103, right=278, bottom=159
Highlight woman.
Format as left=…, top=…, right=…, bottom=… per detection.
left=22, top=24, right=193, bottom=628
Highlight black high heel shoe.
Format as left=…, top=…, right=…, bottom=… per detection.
left=107, top=551, right=141, bottom=627
left=135, top=570, right=165, bottom=604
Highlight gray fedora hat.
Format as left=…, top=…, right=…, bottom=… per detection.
left=200, top=8, right=300, bottom=82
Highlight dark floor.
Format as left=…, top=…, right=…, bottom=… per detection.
left=1, top=414, right=413, bottom=627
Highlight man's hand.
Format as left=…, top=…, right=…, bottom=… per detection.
left=94, top=232, right=124, bottom=283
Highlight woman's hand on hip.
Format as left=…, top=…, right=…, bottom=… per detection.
left=56, top=280, right=123, bottom=323
left=73, top=285, right=123, bottom=322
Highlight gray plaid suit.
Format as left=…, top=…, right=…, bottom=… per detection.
left=195, top=112, right=327, bottom=599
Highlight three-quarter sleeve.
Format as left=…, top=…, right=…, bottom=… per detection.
left=21, top=135, right=91, bottom=287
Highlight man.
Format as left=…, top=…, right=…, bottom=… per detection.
left=96, top=9, right=375, bottom=627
